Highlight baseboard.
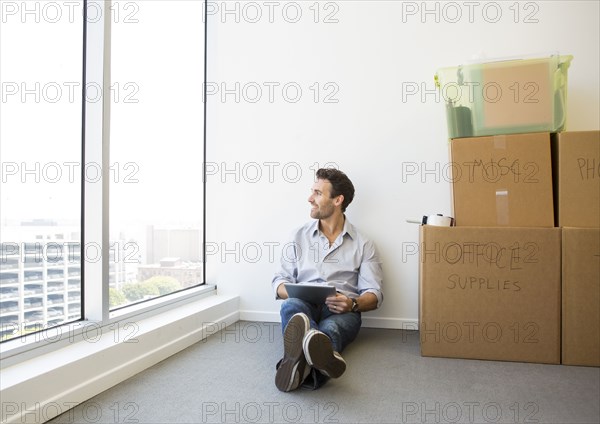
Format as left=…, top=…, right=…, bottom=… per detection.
left=239, top=310, right=280, bottom=323
left=240, top=310, right=419, bottom=330
left=1, top=294, right=240, bottom=424
left=362, top=316, right=419, bottom=329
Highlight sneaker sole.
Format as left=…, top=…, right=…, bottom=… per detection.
left=275, top=313, right=310, bottom=391
left=303, top=330, right=346, bottom=379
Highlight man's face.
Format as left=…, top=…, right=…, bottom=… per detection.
left=308, top=179, right=339, bottom=219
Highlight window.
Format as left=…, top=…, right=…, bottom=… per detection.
left=0, top=0, right=84, bottom=341
left=0, top=0, right=206, bottom=344
left=109, top=0, right=206, bottom=310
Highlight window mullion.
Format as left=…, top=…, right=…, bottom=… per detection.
left=83, top=0, right=111, bottom=322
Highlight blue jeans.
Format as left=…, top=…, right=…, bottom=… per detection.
left=280, top=298, right=362, bottom=353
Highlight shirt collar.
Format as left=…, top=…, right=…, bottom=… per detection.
left=310, top=215, right=356, bottom=240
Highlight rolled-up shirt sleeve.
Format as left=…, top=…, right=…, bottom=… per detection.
left=271, top=241, right=298, bottom=299
left=357, top=239, right=384, bottom=307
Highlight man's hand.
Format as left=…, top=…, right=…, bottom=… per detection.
left=325, top=293, right=352, bottom=314
left=325, top=292, right=378, bottom=314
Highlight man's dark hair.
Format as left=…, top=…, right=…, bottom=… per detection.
left=316, top=168, right=355, bottom=212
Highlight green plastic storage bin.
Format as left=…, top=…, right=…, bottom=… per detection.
left=435, top=55, right=573, bottom=139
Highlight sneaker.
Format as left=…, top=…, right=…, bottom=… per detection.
left=302, top=329, right=346, bottom=378
left=275, top=313, right=311, bottom=392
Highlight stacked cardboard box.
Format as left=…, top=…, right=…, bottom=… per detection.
left=553, top=131, right=600, bottom=227
left=419, top=225, right=561, bottom=364
left=554, top=131, right=600, bottom=366
left=449, top=132, right=554, bottom=227
left=421, top=55, right=600, bottom=366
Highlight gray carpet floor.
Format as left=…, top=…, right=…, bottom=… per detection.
left=48, top=322, right=599, bottom=424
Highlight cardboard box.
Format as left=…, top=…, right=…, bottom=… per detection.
left=419, top=225, right=561, bottom=364
left=552, top=131, right=600, bottom=227
left=436, top=55, right=572, bottom=139
left=449, top=132, right=554, bottom=227
left=562, top=228, right=600, bottom=366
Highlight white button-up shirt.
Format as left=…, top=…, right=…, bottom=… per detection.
left=272, top=217, right=384, bottom=307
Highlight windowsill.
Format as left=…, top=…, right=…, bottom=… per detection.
left=1, top=284, right=218, bottom=367
left=1, top=289, right=240, bottom=424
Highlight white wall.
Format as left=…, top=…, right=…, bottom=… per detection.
left=206, top=1, right=600, bottom=327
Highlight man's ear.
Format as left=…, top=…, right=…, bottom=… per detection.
left=334, top=194, right=344, bottom=208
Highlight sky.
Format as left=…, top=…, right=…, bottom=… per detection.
left=1, top=1, right=206, bottom=235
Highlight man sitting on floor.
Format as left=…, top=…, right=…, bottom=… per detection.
left=272, top=168, right=384, bottom=391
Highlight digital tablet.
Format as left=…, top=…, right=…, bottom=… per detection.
left=284, top=283, right=336, bottom=304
